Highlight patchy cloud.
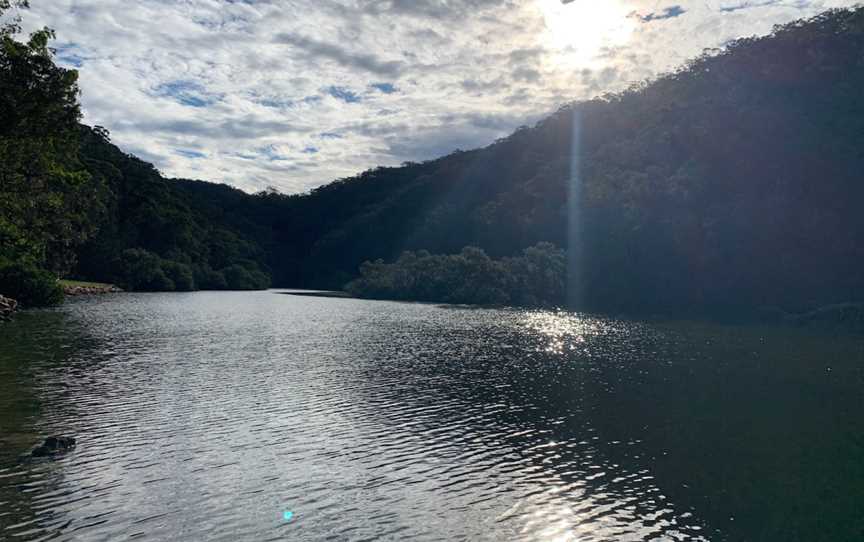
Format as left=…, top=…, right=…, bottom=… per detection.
left=21, top=0, right=858, bottom=193
left=274, top=33, right=405, bottom=77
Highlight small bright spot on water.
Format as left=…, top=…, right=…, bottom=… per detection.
left=283, top=511, right=294, bottom=521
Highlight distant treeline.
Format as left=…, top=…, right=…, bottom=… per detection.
left=3, top=4, right=864, bottom=315
left=346, top=243, right=565, bottom=307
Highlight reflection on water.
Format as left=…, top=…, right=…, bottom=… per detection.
left=0, top=292, right=861, bottom=541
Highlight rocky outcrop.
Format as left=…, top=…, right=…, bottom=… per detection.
left=31, top=436, right=76, bottom=457
left=0, top=295, right=18, bottom=321
left=63, top=284, right=123, bottom=296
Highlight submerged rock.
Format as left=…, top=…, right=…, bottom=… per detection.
left=0, top=295, right=18, bottom=321
left=31, top=436, right=77, bottom=457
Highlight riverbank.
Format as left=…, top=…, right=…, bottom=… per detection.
left=60, top=280, right=123, bottom=296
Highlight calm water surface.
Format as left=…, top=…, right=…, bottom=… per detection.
left=0, top=292, right=862, bottom=541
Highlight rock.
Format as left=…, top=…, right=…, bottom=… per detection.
left=31, top=436, right=77, bottom=457
left=0, top=295, right=18, bottom=321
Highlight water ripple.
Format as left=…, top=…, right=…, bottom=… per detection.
left=1, top=292, right=862, bottom=540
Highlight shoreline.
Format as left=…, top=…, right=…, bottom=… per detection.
left=277, top=290, right=354, bottom=299
left=60, top=281, right=123, bottom=296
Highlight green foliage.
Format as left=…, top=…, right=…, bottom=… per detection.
left=72, top=131, right=275, bottom=292
left=118, top=248, right=174, bottom=292
left=192, top=264, right=228, bottom=290
left=221, top=262, right=270, bottom=290
left=0, top=1, right=105, bottom=306
left=346, top=243, right=566, bottom=307
left=162, top=260, right=195, bottom=291
left=0, top=18, right=102, bottom=276
left=0, top=3, right=274, bottom=294
left=0, top=262, right=63, bottom=307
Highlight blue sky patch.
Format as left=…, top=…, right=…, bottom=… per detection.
left=258, top=145, right=289, bottom=161
left=370, top=82, right=398, bottom=94
left=175, top=149, right=207, bottom=159
left=55, top=43, right=85, bottom=68
left=637, top=5, right=686, bottom=22
left=326, top=86, right=361, bottom=103
left=154, top=81, right=221, bottom=108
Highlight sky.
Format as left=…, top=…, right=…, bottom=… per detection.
left=17, top=0, right=858, bottom=193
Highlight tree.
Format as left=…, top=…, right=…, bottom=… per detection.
left=0, top=1, right=103, bottom=276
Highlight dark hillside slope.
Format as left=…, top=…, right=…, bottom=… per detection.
left=281, top=8, right=864, bottom=315
left=74, top=129, right=274, bottom=290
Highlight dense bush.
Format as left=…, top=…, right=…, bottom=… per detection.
left=118, top=248, right=174, bottom=291
left=115, top=248, right=271, bottom=292
left=221, top=262, right=271, bottom=290
left=345, top=243, right=566, bottom=307
left=192, top=264, right=228, bottom=290
left=0, top=262, right=63, bottom=307
left=162, top=261, right=195, bottom=291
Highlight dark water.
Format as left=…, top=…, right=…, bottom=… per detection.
left=0, top=292, right=862, bottom=541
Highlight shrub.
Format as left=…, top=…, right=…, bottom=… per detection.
left=118, top=248, right=175, bottom=291
left=0, top=262, right=64, bottom=307
left=162, top=261, right=195, bottom=291
left=221, top=263, right=270, bottom=290
left=193, top=264, right=227, bottom=290
left=346, top=243, right=567, bottom=307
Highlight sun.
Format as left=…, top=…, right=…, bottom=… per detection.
left=536, top=0, right=636, bottom=68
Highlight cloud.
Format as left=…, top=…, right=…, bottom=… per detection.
left=274, top=33, right=405, bottom=77
left=18, top=0, right=858, bottom=193
left=719, top=1, right=783, bottom=13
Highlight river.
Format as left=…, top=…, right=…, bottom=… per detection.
left=1, top=291, right=862, bottom=541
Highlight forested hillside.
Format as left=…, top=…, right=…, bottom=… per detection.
left=3, top=4, right=864, bottom=316
left=280, top=7, right=864, bottom=315
left=0, top=1, right=274, bottom=300
left=74, top=129, right=272, bottom=291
